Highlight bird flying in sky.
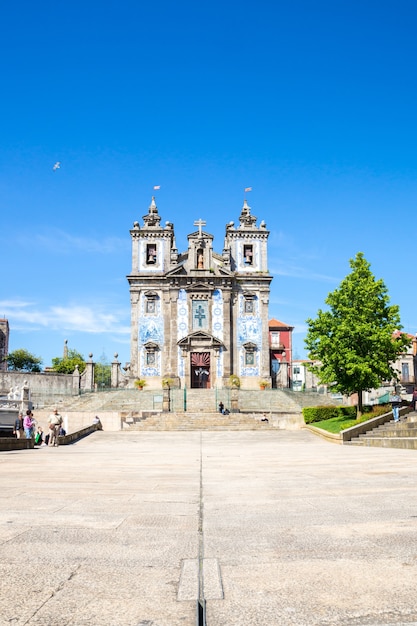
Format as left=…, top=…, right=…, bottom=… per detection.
left=52, top=162, right=60, bottom=171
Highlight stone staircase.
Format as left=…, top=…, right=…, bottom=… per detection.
left=348, top=411, right=417, bottom=449
left=38, top=388, right=304, bottom=414
left=34, top=388, right=331, bottom=432
left=121, top=411, right=277, bottom=431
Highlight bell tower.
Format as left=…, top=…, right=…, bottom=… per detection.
left=127, top=197, right=177, bottom=377
left=224, top=199, right=272, bottom=382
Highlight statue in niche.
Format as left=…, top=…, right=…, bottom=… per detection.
left=197, top=250, right=204, bottom=269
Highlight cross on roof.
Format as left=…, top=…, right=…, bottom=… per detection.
left=194, top=218, right=206, bottom=238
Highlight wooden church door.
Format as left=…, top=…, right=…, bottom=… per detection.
left=191, top=352, right=211, bottom=389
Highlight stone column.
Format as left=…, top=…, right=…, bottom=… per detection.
left=84, top=354, right=95, bottom=391
left=111, top=353, right=121, bottom=388
left=281, top=361, right=289, bottom=388
left=162, top=386, right=171, bottom=412
left=72, top=366, right=81, bottom=395
left=260, top=292, right=271, bottom=379
left=222, top=290, right=232, bottom=379
left=130, top=291, right=140, bottom=377
left=165, top=287, right=178, bottom=378
left=231, top=388, right=239, bottom=413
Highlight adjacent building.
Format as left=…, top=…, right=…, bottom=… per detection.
left=268, top=318, right=293, bottom=388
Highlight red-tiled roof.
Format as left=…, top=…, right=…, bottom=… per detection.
left=392, top=330, right=415, bottom=339
left=269, top=318, right=294, bottom=329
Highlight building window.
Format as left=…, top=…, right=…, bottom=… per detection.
left=245, top=350, right=255, bottom=366
left=146, top=351, right=155, bottom=366
left=146, top=244, right=157, bottom=264
left=145, top=297, right=157, bottom=314
left=243, top=244, right=253, bottom=265
left=293, top=366, right=300, bottom=375
left=402, top=362, right=409, bottom=381
left=244, top=298, right=254, bottom=314
left=270, top=331, right=280, bottom=347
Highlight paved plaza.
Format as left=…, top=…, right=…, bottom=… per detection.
left=1, top=429, right=417, bottom=626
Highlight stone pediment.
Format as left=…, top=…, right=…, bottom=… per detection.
left=166, top=262, right=187, bottom=276
left=217, top=265, right=233, bottom=276
left=177, top=331, right=225, bottom=349
left=185, top=282, right=213, bottom=293
left=143, top=341, right=160, bottom=350
left=188, top=230, right=214, bottom=241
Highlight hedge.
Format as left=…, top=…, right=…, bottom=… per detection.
left=302, top=405, right=356, bottom=424
left=302, top=404, right=391, bottom=424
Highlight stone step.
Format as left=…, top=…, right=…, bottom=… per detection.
left=347, top=412, right=417, bottom=448
left=121, top=411, right=278, bottom=431
left=349, top=437, right=417, bottom=450
left=38, top=388, right=306, bottom=414
left=361, top=429, right=417, bottom=438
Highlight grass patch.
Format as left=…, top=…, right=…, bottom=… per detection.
left=309, top=405, right=392, bottom=434
left=310, top=415, right=370, bottom=434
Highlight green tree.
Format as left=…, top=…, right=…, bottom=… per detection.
left=6, top=348, right=42, bottom=372
left=94, top=352, right=111, bottom=389
left=51, top=349, right=86, bottom=374
left=305, top=252, right=411, bottom=417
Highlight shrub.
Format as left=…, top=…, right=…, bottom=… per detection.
left=302, top=406, right=341, bottom=424
left=368, top=404, right=391, bottom=417
left=338, top=406, right=357, bottom=418
left=302, top=404, right=389, bottom=424
left=229, top=374, right=241, bottom=388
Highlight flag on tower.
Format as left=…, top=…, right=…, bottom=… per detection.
left=153, top=185, right=161, bottom=190
left=244, top=187, right=252, bottom=192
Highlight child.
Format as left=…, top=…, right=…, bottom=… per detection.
left=34, top=426, right=45, bottom=446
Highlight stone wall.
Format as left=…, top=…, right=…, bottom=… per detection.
left=32, top=410, right=121, bottom=434
left=0, top=371, right=74, bottom=399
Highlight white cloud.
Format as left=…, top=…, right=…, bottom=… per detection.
left=17, top=228, right=125, bottom=254
left=269, top=260, right=338, bottom=283
left=0, top=300, right=130, bottom=335
left=292, top=323, right=308, bottom=335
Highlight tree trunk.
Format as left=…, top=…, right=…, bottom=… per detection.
left=357, top=390, right=363, bottom=419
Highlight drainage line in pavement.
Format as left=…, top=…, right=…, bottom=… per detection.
left=196, top=432, right=206, bottom=626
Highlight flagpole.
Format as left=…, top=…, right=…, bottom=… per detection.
left=244, top=186, right=252, bottom=201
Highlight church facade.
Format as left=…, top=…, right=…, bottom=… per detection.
left=127, top=197, right=272, bottom=389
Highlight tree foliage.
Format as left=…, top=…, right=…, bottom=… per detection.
left=305, top=252, right=411, bottom=416
left=6, top=348, right=43, bottom=372
left=94, top=353, right=111, bottom=388
left=51, top=349, right=86, bottom=374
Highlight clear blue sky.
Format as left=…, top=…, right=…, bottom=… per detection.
left=2, top=0, right=416, bottom=368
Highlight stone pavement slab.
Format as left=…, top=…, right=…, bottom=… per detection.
left=1, top=430, right=417, bottom=625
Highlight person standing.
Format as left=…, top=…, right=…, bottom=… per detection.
left=23, top=410, right=34, bottom=439
left=48, top=408, right=63, bottom=447
left=13, top=413, right=23, bottom=438
left=390, top=391, right=402, bottom=423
